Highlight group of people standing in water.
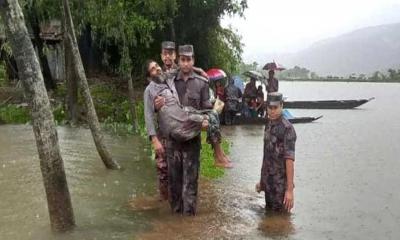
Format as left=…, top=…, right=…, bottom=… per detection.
left=143, top=41, right=296, bottom=216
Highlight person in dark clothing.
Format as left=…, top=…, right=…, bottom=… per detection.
left=266, top=70, right=279, bottom=93
left=256, top=92, right=296, bottom=213
left=256, top=85, right=265, bottom=117
left=224, top=78, right=242, bottom=125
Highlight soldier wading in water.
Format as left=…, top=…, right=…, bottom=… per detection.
left=256, top=92, right=297, bottom=212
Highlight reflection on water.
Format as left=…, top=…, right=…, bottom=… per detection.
left=258, top=212, right=295, bottom=238
left=1, top=82, right=400, bottom=239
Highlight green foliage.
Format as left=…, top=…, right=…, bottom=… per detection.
left=6, top=0, right=248, bottom=79
left=238, top=61, right=259, bottom=75
left=207, top=26, right=243, bottom=74
left=0, top=105, right=30, bottom=124
left=52, top=104, right=66, bottom=124
left=170, top=0, right=247, bottom=72
left=277, top=66, right=311, bottom=79
left=81, top=0, right=175, bottom=75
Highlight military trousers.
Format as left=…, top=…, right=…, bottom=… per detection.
left=264, top=175, right=286, bottom=212
left=166, top=136, right=201, bottom=216
left=155, top=135, right=168, bottom=200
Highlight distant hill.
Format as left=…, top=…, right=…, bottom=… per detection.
left=257, top=23, right=400, bottom=77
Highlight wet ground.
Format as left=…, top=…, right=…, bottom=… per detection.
left=1, top=82, right=400, bottom=239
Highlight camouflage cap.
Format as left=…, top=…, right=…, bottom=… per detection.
left=178, top=45, right=194, bottom=57
left=161, top=41, right=176, bottom=50
left=267, top=92, right=283, bottom=106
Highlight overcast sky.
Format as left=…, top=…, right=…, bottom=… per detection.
left=222, top=0, right=400, bottom=62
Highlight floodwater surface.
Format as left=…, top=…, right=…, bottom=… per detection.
left=1, top=82, right=400, bottom=239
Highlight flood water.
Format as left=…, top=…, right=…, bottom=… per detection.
left=1, top=82, right=400, bottom=240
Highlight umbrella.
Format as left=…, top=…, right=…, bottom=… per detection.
left=206, top=68, right=227, bottom=81
left=232, top=75, right=244, bottom=93
left=263, top=61, right=286, bottom=71
left=243, top=70, right=264, bottom=80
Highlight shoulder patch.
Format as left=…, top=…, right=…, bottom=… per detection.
left=193, top=72, right=209, bottom=83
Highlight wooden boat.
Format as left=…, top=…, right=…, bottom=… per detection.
left=234, top=115, right=322, bottom=125
left=283, top=97, right=374, bottom=109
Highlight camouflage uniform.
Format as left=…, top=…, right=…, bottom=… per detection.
left=165, top=45, right=212, bottom=215
left=147, top=40, right=178, bottom=201
left=143, top=78, right=169, bottom=200
left=260, top=93, right=296, bottom=211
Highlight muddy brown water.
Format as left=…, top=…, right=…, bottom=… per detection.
left=1, top=82, right=400, bottom=239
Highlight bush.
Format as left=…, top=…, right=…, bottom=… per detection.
left=0, top=105, right=30, bottom=124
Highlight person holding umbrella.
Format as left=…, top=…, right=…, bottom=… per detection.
left=266, top=70, right=279, bottom=93
left=263, top=62, right=286, bottom=93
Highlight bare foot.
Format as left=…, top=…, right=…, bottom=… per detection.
left=215, top=161, right=233, bottom=168
left=222, top=153, right=231, bottom=163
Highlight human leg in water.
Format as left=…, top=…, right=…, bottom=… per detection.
left=208, top=100, right=233, bottom=168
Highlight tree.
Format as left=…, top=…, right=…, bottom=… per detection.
left=61, top=5, right=79, bottom=125
left=62, top=0, right=120, bottom=169
left=310, top=72, right=319, bottom=79
left=0, top=0, right=74, bottom=231
left=170, top=0, right=246, bottom=72
left=388, top=68, right=397, bottom=80
left=24, top=0, right=56, bottom=90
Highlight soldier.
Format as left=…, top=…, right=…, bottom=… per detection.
left=156, top=42, right=231, bottom=168
left=143, top=59, right=169, bottom=201
left=154, top=45, right=211, bottom=215
left=144, top=41, right=184, bottom=201
left=161, top=41, right=208, bottom=77
left=256, top=92, right=297, bottom=212
left=161, top=41, right=178, bottom=73
left=148, top=41, right=215, bottom=201
left=266, top=70, right=279, bottom=93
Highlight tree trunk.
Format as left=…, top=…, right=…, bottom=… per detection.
left=61, top=8, right=79, bottom=125
left=0, top=0, right=75, bottom=232
left=27, top=5, right=56, bottom=90
left=62, top=0, right=120, bottom=169
left=127, top=74, right=139, bottom=132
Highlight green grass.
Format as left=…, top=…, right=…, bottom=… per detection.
left=200, top=132, right=229, bottom=179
